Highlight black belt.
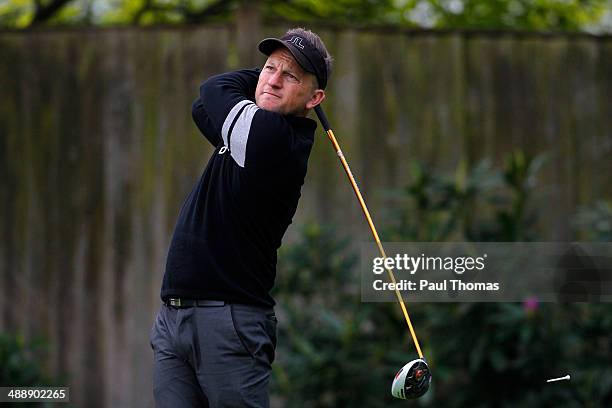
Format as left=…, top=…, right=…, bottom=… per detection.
left=164, top=298, right=226, bottom=308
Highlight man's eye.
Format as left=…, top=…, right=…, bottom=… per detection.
left=264, top=65, right=274, bottom=71
left=286, top=73, right=298, bottom=82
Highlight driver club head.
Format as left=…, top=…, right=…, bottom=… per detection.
left=391, top=358, right=432, bottom=399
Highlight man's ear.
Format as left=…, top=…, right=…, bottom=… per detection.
left=306, top=90, right=326, bottom=110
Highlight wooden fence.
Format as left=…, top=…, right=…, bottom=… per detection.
left=0, top=24, right=611, bottom=407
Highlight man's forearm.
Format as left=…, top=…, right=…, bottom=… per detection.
left=200, top=69, right=259, bottom=109
left=192, top=97, right=221, bottom=147
left=191, top=69, right=260, bottom=147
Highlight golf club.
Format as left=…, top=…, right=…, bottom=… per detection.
left=314, top=105, right=432, bottom=399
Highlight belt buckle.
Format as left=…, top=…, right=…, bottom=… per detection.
left=169, top=298, right=182, bottom=307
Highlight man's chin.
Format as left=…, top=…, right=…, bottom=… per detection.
left=257, top=101, right=284, bottom=114
left=256, top=99, right=306, bottom=116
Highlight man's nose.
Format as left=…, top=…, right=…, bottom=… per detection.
left=267, top=70, right=282, bottom=88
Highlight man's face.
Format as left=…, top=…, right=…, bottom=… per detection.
left=255, top=48, right=318, bottom=116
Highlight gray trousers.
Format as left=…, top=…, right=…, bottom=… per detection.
left=150, top=302, right=277, bottom=408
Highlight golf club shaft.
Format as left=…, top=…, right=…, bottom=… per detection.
left=315, top=106, right=424, bottom=360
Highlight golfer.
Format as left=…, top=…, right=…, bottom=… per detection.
left=150, top=28, right=332, bottom=407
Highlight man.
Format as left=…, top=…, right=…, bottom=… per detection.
left=150, top=28, right=333, bottom=407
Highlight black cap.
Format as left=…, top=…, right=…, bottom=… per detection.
left=258, top=34, right=328, bottom=90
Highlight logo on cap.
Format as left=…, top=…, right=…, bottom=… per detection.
left=287, top=36, right=305, bottom=50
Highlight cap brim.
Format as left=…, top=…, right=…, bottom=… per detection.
left=258, top=37, right=316, bottom=77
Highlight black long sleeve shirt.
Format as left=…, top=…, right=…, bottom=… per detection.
left=160, top=69, right=316, bottom=307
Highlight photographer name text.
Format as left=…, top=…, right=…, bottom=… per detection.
left=372, top=279, right=500, bottom=292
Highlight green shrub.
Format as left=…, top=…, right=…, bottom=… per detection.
left=271, top=151, right=612, bottom=406
left=0, top=332, right=57, bottom=407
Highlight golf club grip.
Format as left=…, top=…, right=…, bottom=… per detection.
left=314, top=105, right=331, bottom=131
